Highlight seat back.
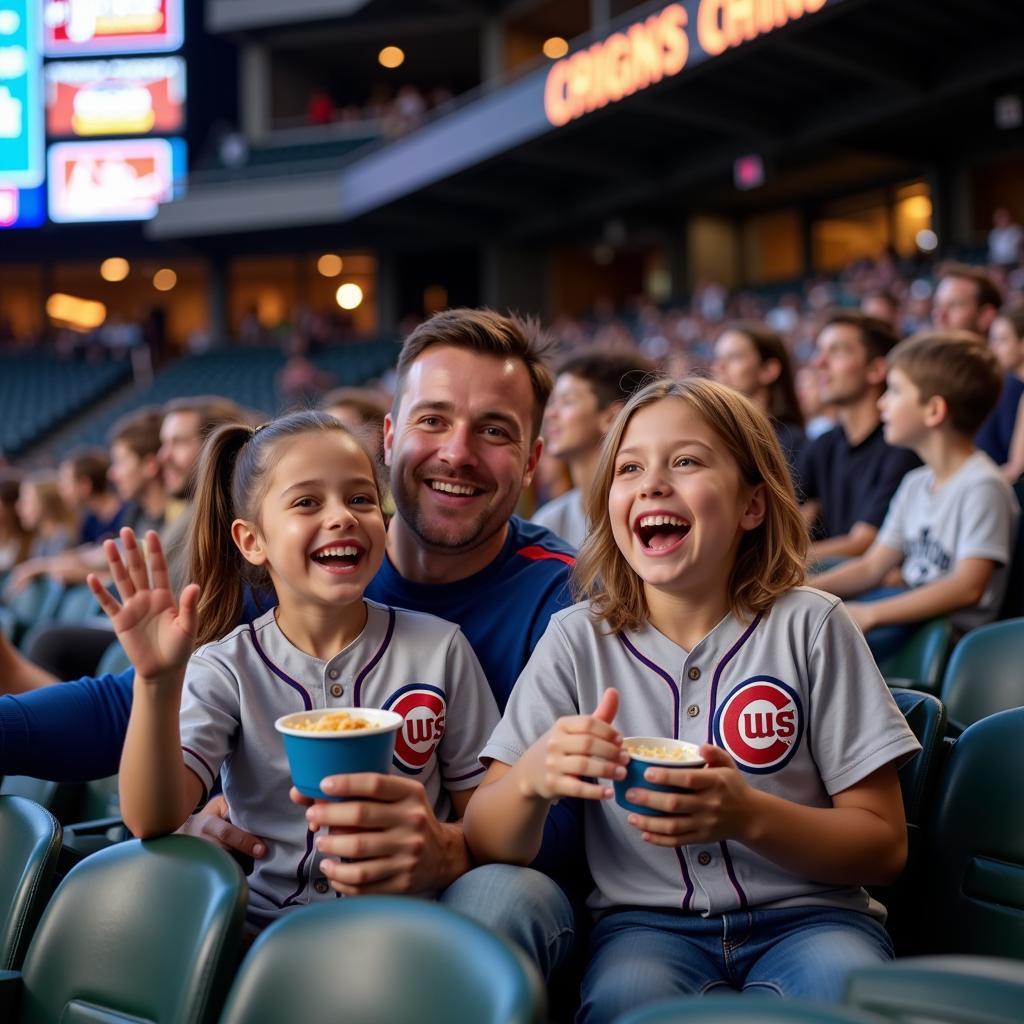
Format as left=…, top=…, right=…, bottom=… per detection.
left=919, top=708, right=1024, bottom=958
left=19, top=835, right=247, bottom=1024
left=218, top=897, right=543, bottom=1024
left=939, top=618, right=1024, bottom=736
left=845, top=955, right=1024, bottom=1024
left=95, top=639, right=131, bottom=677
left=878, top=618, right=953, bottom=694
left=5, top=579, right=64, bottom=644
left=0, top=796, right=62, bottom=971
left=51, top=584, right=103, bottom=625
left=614, top=994, right=887, bottom=1023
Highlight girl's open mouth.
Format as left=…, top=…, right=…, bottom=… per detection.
left=310, top=543, right=365, bottom=573
left=635, top=514, right=691, bottom=553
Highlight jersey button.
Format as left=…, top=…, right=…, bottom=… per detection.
left=697, top=852, right=712, bottom=866
left=330, top=683, right=344, bottom=698
left=328, top=668, right=340, bottom=680
left=687, top=667, right=701, bottom=681
left=314, top=879, right=330, bottom=894
left=687, top=704, right=699, bottom=718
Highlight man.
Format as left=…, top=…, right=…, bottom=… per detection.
left=533, top=351, right=654, bottom=548
left=933, top=263, right=1020, bottom=468
left=798, top=311, right=920, bottom=562
left=0, top=311, right=578, bottom=978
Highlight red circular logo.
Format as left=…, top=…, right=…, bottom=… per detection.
left=385, top=686, right=447, bottom=773
left=713, top=678, right=802, bottom=773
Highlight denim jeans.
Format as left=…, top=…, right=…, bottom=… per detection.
left=440, top=864, right=576, bottom=982
left=578, top=905, right=893, bottom=1024
left=858, top=586, right=918, bottom=665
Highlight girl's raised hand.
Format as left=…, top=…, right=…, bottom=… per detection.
left=518, top=687, right=629, bottom=802
left=87, top=528, right=200, bottom=685
left=624, top=743, right=758, bottom=847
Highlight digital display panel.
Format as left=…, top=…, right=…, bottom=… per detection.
left=47, top=136, right=185, bottom=221
left=43, top=0, right=183, bottom=56
left=0, top=1, right=44, bottom=186
left=46, top=56, right=185, bottom=136
left=0, top=183, right=45, bottom=227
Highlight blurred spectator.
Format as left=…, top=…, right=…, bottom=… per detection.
left=16, top=471, right=76, bottom=560
left=988, top=306, right=1024, bottom=483
left=58, top=446, right=124, bottom=545
left=0, top=470, right=31, bottom=571
left=989, top=207, right=1024, bottom=269
left=278, top=333, right=336, bottom=404
left=321, top=386, right=390, bottom=462
left=861, top=290, right=901, bottom=333
left=307, top=90, right=335, bottom=126
left=107, top=406, right=169, bottom=537
left=794, top=365, right=836, bottom=441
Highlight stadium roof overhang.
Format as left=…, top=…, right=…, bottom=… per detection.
left=149, top=0, right=1024, bottom=246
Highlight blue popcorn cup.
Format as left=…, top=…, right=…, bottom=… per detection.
left=613, top=736, right=706, bottom=817
left=275, top=708, right=404, bottom=800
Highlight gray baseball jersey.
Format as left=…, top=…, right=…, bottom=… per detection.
left=876, top=451, right=1019, bottom=631
left=482, top=587, right=919, bottom=919
left=180, top=600, right=498, bottom=926
left=532, top=488, right=588, bottom=549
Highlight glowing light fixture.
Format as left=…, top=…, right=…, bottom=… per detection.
left=543, top=37, right=569, bottom=59
left=916, top=229, right=939, bottom=253
left=336, top=283, right=364, bottom=310
left=378, top=46, right=405, bottom=69
left=100, top=257, right=130, bottom=282
left=317, top=254, right=343, bottom=277
left=153, top=268, right=177, bottom=291
left=46, top=293, right=107, bottom=330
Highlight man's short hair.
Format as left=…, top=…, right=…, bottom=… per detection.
left=939, top=262, right=1005, bottom=312
left=394, top=308, right=555, bottom=438
left=821, top=309, right=900, bottom=362
left=108, top=406, right=164, bottom=458
left=555, top=351, right=657, bottom=410
left=62, top=446, right=111, bottom=493
left=889, top=330, right=1003, bottom=437
left=162, top=395, right=249, bottom=438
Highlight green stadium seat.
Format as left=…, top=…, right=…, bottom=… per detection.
left=844, top=955, right=1024, bottom=1024
left=3, top=579, right=64, bottom=647
left=217, top=896, right=545, bottom=1024
left=50, top=583, right=103, bottom=625
left=914, top=708, right=1024, bottom=959
left=878, top=618, right=953, bottom=694
left=0, top=796, right=61, bottom=971
left=938, top=618, right=1024, bottom=736
left=0, top=836, right=247, bottom=1024
left=612, top=995, right=887, bottom=1024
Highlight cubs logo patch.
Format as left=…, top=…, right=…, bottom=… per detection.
left=713, top=677, right=802, bottom=774
left=382, top=684, right=447, bottom=774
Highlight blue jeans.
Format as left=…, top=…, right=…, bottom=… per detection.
left=440, top=864, right=576, bottom=982
left=578, top=906, right=893, bottom=1024
left=858, top=586, right=918, bottom=665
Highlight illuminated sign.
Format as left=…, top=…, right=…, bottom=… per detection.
left=0, top=182, right=45, bottom=226
left=46, top=56, right=185, bottom=136
left=544, top=0, right=828, bottom=127
left=47, top=136, right=185, bottom=221
left=0, top=1, right=44, bottom=186
left=43, top=0, right=183, bottom=56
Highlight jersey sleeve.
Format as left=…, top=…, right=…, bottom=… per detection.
left=954, top=477, right=1017, bottom=565
left=0, top=668, right=134, bottom=781
left=178, top=651, right=242, bottom=803
left=525, top=569, right=575, bottom=662
left=875, top=473, right=912, bottom=553
left=805, top=601, right=920, bottom=796
left=437, top=627, right=499, bottom=792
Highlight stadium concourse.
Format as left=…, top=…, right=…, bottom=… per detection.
left=2, top=0, right=1024, bottom=1021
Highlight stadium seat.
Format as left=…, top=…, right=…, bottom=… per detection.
left=0, top=796, right=61, bottom=971
left=3, top=578, right=64, bottom=647
left=877, top=618, right=953, bottom=694
left=612, top=995, right=887, bottom=1024
left=217, top=896, right=545, bottom=1024
left=95, top=638, right=131, bottom=676
left=938, top=618, right=1024, bottom=736
left=874, top=689, right=947, bottom=951
left=844, top=955, right=1024, bottom=1023
left=913, top=708, right=1024, bottom=959
left=0, top=835, right=247, bottom=1024
left=50, top=583, right=103, bottom=625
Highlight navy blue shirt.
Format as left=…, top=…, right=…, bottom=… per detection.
left=797, top=422, right=921, bottom=540
left=976, top=373, right=1024, bottom=466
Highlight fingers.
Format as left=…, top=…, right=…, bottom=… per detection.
left=288, top=786, right=315, bottom=808
left=147, top=531, right=171, bottom=592
left=623, top=786, right=700, bottom=816
left=86, top=573, right=122, bottom=618
left=103, top=538, right=136, bottom=602
left=304, top=796, right=414, bottom=832
left=315, top=829, right=409, bottom=862
left=558, top=712, right=622, bottom=745
left=318, top=772, right=416, bottom=801
left=320, top=854, right=417, bottom=895
left=177, top=584, right=200, bottom=638
left=592, top=687, right=620, bottom=725
left=120, top=528, right=151, bottom=594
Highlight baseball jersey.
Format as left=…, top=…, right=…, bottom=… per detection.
left=876, top=451, right=1019, bottom=632
left=482, top=587, right=920, bottom=919
left=532, top=488, right=588, bottom=549
left=179, top=600, right=498, bottom=926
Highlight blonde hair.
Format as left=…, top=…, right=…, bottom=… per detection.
left=574, top=376, right=808, bottom=634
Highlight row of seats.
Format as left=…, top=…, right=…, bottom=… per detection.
left=2, top=706, right=1022, bottom=1021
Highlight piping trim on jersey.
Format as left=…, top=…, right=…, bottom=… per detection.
left=516, top=544, right=575, bottom=566
left=283, top=828, right=317, bottom=907
left=706, top=611, right=763, bottom=910
left=446, top=764, right=486, bottom=783
left=353, top=605, right=396, bottom=707
left=247, top=621, right=313, bottom=710
left=181, top=745, right=215, bottom=796
left=618, top=631, right=693, bottom=909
